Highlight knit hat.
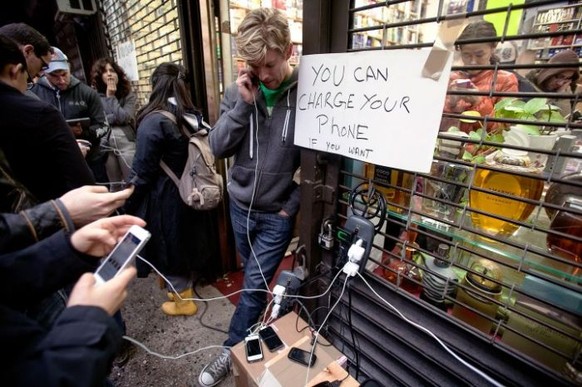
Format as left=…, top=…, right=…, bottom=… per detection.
left=46, top=47, right=69, bottom=73
left=536, top=49, right=580, bottom=85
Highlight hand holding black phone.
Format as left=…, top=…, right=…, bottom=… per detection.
left=287, top=347, right=317, bottom=367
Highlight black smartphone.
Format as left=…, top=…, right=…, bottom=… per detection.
left=66, top=117, right=91, bottom=129
left=258, top=325, right=284, bottom=352
left=287, top=347, right=316, bottom=367
left=244, top=334, right=263, bottom=363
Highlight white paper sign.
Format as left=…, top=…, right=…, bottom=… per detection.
left=115, top=40, right=139, bottom=81
left=294, top=49, right=453, bottom=173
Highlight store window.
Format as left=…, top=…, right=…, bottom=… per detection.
left=318, top=0, right=582, bottom=384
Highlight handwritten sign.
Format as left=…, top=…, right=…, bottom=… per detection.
left=115, top=40, right=139, bottom=81
left=294, top=49, right=452, bottom=173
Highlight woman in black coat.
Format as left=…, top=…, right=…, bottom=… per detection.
left=124, top=63, right=218, bottom=316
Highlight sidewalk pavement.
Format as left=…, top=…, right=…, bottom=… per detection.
left=110, top=275, right=236, bottom=387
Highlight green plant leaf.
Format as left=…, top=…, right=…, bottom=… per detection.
left=539, top=110, right=566, bottom=123
left=462, top=150, right=473, bottom=161
left=524, top=98, right=549, bottom=115
left=513, top=123, right=540, bottom=135
left=447, top=126, right=460, bottom=132
left=473, top=155, right=486, bottom=164
left=490, top=133, right=505, bottom=143
left=494, top=98, right=517, bottom=111
left=468, top=131, right=482, bottom=141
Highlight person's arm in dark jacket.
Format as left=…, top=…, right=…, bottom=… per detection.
left=0, top=199, right=75, bottom=253
left=0, top=304, right=122, bottom=387
left=0, top=230, right=97, bottom=308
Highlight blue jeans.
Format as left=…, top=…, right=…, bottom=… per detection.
left=224, top=200, right=294, bottom=347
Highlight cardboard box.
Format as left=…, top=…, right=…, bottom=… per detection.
left=231, top=311, right=358, bottom=387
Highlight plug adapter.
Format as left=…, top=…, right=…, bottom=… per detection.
left=272, top=270, right=301, bottom=317
left=347, top=239, right=365, bottom=263
left=272, top=284, right=286, bottom=305
left=342, top=261, right=360, bottom=277
left=342, top=215, right=375, bottom=274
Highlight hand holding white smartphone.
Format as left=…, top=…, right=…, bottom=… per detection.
left=93, top=225, right=151, bottom=284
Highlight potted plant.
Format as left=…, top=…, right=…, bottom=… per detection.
left=446, top=111, right=505, bottom=164
left=494, top=97, right=568, bottom=167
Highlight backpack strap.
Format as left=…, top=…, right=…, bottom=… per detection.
left=149, top=110, right=185, bottom=188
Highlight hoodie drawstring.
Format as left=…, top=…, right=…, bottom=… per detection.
left=282, top=89, right=291, bottom=144
left=249, top=112, right=254, bottom=159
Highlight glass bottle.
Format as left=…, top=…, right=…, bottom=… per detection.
left=546, top=196, right=582, bottom=281
left=421, top=243, right=459, bottom=310
left=470, top=151, right=544, bottom=236
left=364, top=164, right=414, bottom=213
left=423, top=140, right=472, bottom=224
left=452, top=259, right=503, bottom=334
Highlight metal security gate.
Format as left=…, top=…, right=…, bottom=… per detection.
left=300, top=0, right=582, bottom=385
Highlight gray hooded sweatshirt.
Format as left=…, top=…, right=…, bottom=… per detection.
left=209, top=67, right=300, bottom=217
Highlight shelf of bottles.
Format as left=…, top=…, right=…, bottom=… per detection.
left=229, top=0, right=303, bottom=72
left=351, top=0, right=424, bottom=49
left=528, top=4, right=582, bottom=60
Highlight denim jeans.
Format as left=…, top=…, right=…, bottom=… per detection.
left=224, top=200, right=294, bottom=347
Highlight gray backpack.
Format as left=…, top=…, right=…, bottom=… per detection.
left=155, top=110, right=223, bottom=210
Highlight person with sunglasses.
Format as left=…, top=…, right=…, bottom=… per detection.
left=525, top=49, right=581, bottom=117
left=0, top=23, right=52, bottom=96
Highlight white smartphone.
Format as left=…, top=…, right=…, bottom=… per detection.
left=93, top=225, right=151, bottom=284
left=244, top=334, right=263, bottom=363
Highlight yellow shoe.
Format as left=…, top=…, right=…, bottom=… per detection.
left=161, top=288, right=197, bottom=316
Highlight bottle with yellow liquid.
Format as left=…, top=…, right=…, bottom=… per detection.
left=364, top=164, right=414, bottom=214
left=470, top=150, right=544, bottom=236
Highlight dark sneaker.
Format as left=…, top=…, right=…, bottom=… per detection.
left=198, top=350, right=231, bottom=387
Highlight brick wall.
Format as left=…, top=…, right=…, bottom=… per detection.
left=99, top=0, right=183, bottom=107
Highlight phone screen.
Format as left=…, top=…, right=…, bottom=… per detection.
left=245, top=336, right=263, bottom=362
left=95, top=232, right=143, bottom=282
left=288, top=347, right=316, bottom=367
left=259, top=326, right=284, bottom=351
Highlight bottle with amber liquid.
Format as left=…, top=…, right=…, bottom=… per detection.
left=364, top=164, right=414, bottom=213
left=546, top=196, right=582, bottom=281
left=470, top=150, right=544, bottom=236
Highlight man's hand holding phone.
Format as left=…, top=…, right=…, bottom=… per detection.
left=236, top=68, right=259, bottom=104
left=59, top=185, right=135, bottom=227
left=70, top=215, right=146, bottom=257
left=67, top=268, right=136, bottom=316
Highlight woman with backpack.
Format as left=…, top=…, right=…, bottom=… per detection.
left=124, top=63, right=218, bottom=316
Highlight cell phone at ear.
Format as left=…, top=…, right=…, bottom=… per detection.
left=287, top=347, right=316, bottom=367
left=245, top=334, right=263, bottom=363
left=93, top=225, right=151, bottom=284
left=258, top=325, right=284, bottom=351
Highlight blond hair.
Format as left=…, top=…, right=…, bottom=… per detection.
left=235, top=8, right=290, bottom=64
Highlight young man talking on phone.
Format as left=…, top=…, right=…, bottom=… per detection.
left=199, top=8, right=300, bottom=386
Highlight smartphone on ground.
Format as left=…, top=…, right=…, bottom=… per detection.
left=93, top=225, right=151, bottom=284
